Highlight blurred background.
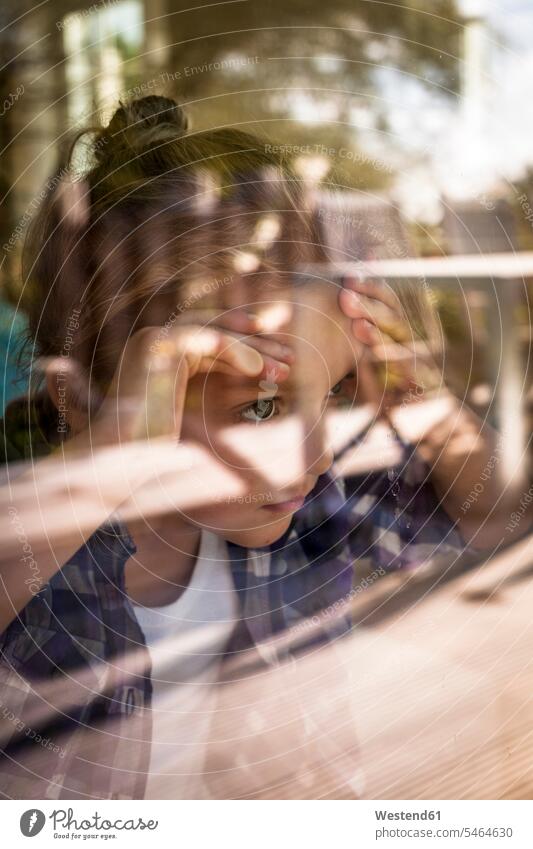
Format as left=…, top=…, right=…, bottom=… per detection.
left=1, top=0, right=533, bottom=437
left=2, top=1, right=533, bottom=238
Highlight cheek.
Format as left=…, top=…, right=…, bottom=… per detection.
left=184, top=500, right=291, bottom=545
left=181, top=407, right=228, bottom=455
left=182, top=413, right=266, bottom=476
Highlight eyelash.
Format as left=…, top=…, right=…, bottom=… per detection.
left=237, top=375, right=352, bottom=424
left=239, top=397, right=280, bottom=423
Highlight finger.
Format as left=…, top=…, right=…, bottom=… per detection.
left=42, top=356, right=95, bottom=412
left=350, top=318, right=380, bottom=347
left=338, top=287, right=377, bottom=321
left=340, top=288, right=395, bottom=324
left=351, top=319, right=414, bottom=357
left=201, top=354, right=290, bottom=382
left=174, top=307, right=263, bottom=334
left=341, top=275, right=405, bottom=316
left=177, top=328, right=264, bottom=377
left=176, top=312, right=294, bottom=367
left=342, top=292, right=414, bottom=346
left=244, top=335, right=294, bottom=364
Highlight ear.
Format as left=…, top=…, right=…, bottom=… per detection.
left=45, top=358, right=89, bottom=435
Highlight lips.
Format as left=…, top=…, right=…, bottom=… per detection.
left=261, top=489, right=311, bottom=514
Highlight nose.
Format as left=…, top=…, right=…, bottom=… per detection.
left=303, top=423, right=334, bottom=479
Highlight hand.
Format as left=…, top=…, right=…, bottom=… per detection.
left=338, top=275, right=442, bottom=412
left=94, top=307, right=293, bottom=443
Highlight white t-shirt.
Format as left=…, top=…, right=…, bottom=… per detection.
left=132, top=529, right=239, bottom=799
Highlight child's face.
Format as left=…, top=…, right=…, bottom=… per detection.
left=180, top=282, right=358, bottom=548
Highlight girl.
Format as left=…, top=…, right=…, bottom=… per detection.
left=0, top=96, right=510, bottom=799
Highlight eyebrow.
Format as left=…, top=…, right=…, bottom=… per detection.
left=221, top=365, right=355, bottom=398
left=279, top=368, right=354, bottom=395
left=221, top=376, right=266, bottom=393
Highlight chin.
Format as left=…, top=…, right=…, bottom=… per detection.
left=222, top=515, right=292, bottom=549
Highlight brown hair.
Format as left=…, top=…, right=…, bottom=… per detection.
left=18, top=95, right=441, bottom=449
left=21, top=96, right=326, bottom=436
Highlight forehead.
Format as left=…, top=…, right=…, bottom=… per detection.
left=261, top=281, right=355, bottom=378
left=199, top=281, right=356, bottom=401
left=185, top=280, right=357, bottom=405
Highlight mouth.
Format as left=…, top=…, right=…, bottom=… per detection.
left=261, top=490, right=311, bottom=515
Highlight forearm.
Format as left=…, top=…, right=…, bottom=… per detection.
left=389, top=392, right=522, bottom=548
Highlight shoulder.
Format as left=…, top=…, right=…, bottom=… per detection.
left=344, top=449, right=468, bottom=571
left=0, top=516, right=136, bottom=672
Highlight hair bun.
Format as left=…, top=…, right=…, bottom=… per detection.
left=94, top=96, right=189, bottom=162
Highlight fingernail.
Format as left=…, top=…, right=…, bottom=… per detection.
left=244, top=347, right=264, bottom=373
left=268, top=361, right=290, bottom=379
left=342, top=273, right=363, bottom=286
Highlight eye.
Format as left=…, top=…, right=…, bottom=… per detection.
left=240, top=397, right=278, bottom=423
left=328, top=372, right=355, bottom=401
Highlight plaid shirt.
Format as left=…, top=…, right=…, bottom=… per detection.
left=0, top=433, right=469, bottom=799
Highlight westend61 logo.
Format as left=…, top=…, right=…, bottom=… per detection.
left=19, top=807, right=159, bottom=838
